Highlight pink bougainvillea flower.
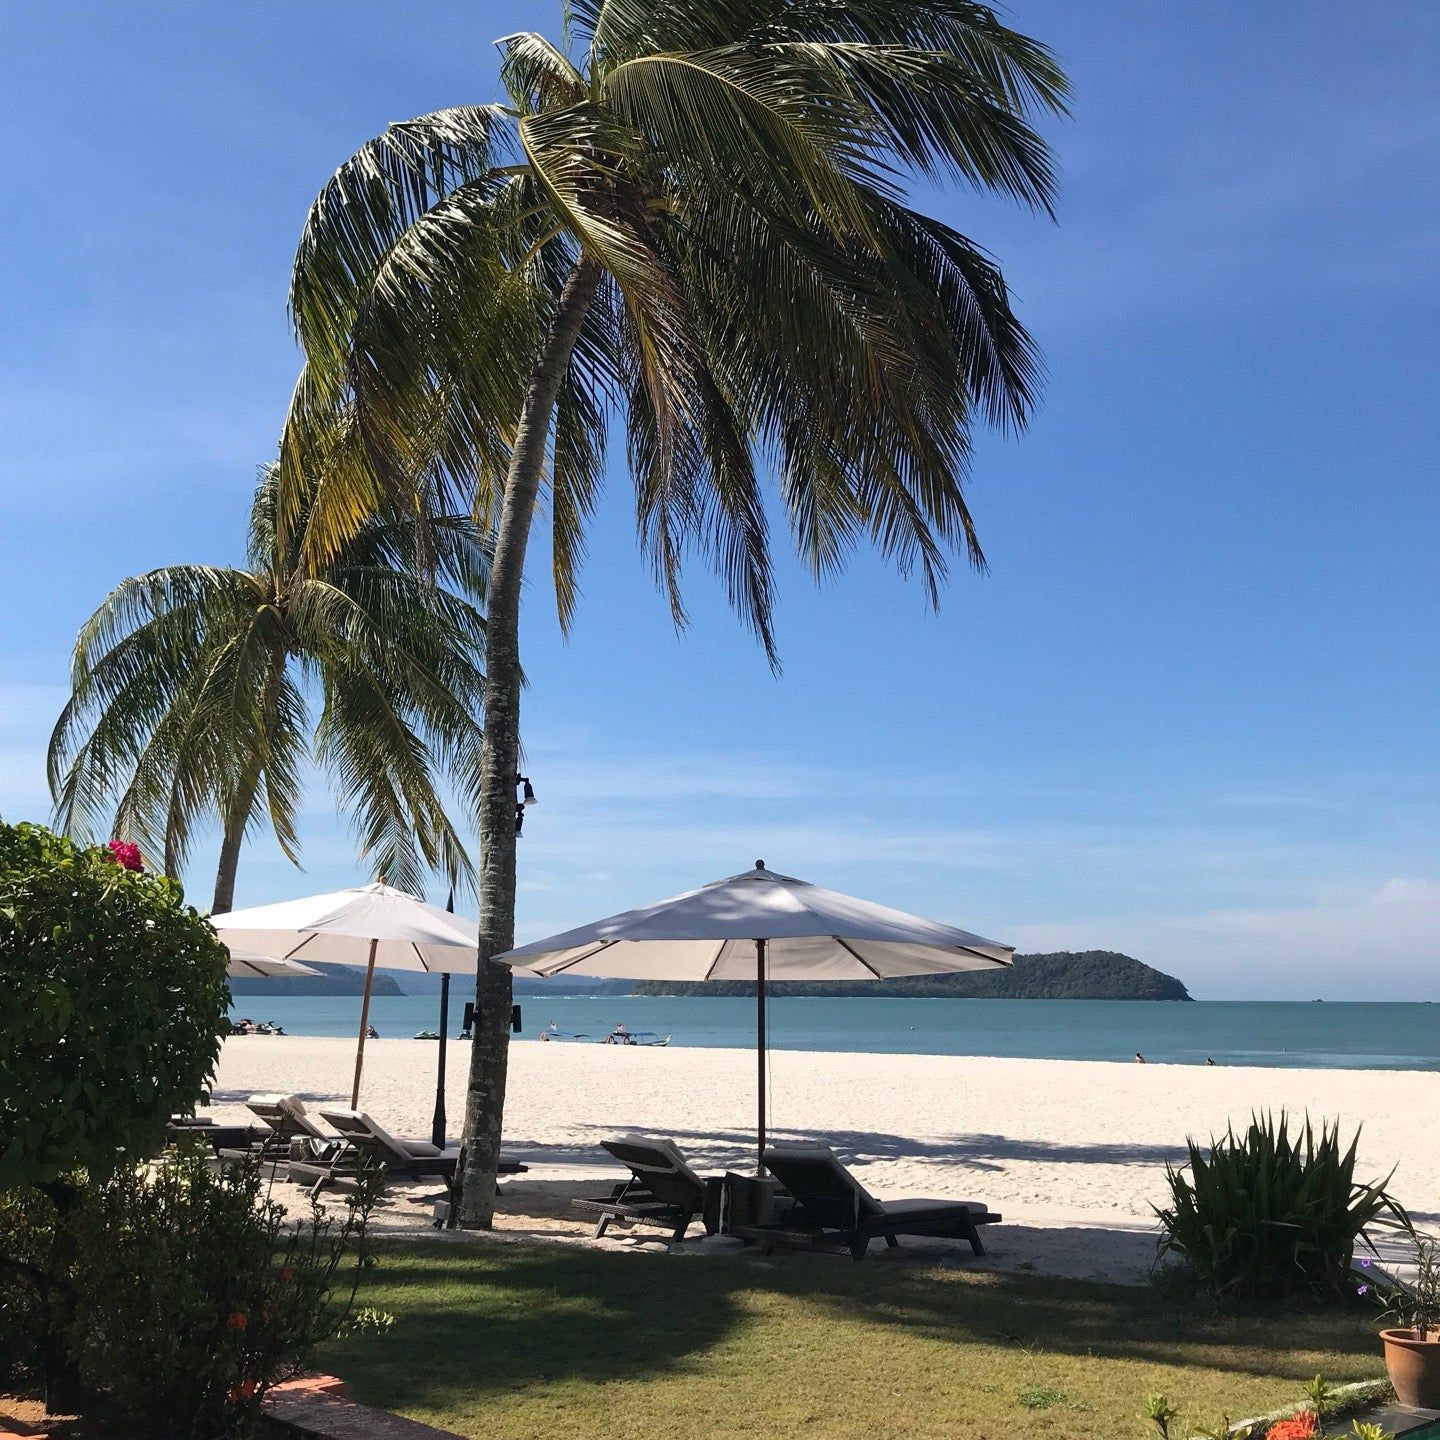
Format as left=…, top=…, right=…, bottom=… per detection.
left=105, top=839, right=144, bottom=872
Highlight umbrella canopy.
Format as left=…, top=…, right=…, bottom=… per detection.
left=224, top=952, right=321, bottom=979
left=502, top=862, right=1013, bottom=978
left=497, top=862, right=1013, bottom=1166
left=211, top=882, right=484, bottom=1109
left=210, top=882, right=480, bottom=972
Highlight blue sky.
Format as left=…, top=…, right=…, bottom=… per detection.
left=2, top=3, right=1437, bottom=998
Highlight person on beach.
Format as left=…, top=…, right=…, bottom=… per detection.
left=366, top=1023, right=379, bottom=1039
left=1134, top=1052, right=1146, bottom=1063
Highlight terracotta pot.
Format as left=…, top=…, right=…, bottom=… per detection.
left=1381, top=1327, right=1440, bottom=1408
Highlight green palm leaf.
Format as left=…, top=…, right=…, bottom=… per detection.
left=50, top=467, right=490, bottom=910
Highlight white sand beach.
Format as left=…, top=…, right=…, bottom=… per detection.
left=205, top=1038, right=1438, bottom=1284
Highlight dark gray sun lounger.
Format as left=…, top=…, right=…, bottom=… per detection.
left=288, top=1108, right=526, bottom=1203
left=575, top=1136, right=722, bottom=1243
left=165, top=1114, right=267, bottom=1156
left=216, top=1093, right=333, bottom=1164
left=752, top=1144, right=1000, bottom=1260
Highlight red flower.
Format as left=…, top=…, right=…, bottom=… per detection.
left=1265, top=1411, right=1319, bottom=1440
left=228, top=1378, right=259, bottom=1404
left=226, top=1312, right=248, bottom=1331
left=105, top=840, right=144, bottom=872
left=278, top=1267, right=294, bottom=1282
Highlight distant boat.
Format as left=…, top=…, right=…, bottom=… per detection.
left=538, top=1023, right=592, bottom=1043
left=603, top=1027, right=671, bottom=1047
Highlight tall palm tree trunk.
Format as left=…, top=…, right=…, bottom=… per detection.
left=210, top=798, right=251, bottom=915
left=457, top=261, right=600, bottom=1227
left=210, top=657, right=283, bottom=914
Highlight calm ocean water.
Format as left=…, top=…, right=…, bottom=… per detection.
left=227, top=995, right=1440, bottom=1070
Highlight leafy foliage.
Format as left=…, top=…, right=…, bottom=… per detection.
left=0, top=1186, right=54, bottom=1382
left=48, top=467, right=490, bottom=903
left=281, top=0, right=1069, bottom=660
left=1362, top=1229, right=1440, bottom=1340
left=0, top=822, right=229, bottom=1189
left=1155, top=1112, right=1406, bottom=1301
left=62, top=1143, right=382, bottom=1438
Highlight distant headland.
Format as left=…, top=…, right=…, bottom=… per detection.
left=225, top=950, right=1190, bottom=1001
left=227, top=964, right=403, bottom=998
left=627, top=951, right=1192, bottom=1001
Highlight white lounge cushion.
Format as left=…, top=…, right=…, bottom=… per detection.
left=319, top=1109, right=457, bottom=1163
left=611, top=1134, right=705, bottom=1188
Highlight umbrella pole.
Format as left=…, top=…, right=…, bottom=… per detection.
left=350, top=937, right=379, bottom=1109
left=431, top=974, right=450, bottom=1148
left=756, top=937, right=767, bottom=1174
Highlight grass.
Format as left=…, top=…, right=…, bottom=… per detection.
left=313, top=1241, right=1384, bottom=1440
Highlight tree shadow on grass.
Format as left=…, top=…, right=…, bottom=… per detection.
left=318, top=1243, right=745, bottom=1415
left=323, top=1239, right=1379, bottom=1420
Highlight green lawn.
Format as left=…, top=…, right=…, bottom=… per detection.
left=316, top=1241, right=1382, bottom=1440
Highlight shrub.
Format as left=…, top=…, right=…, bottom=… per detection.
left=0, top=1187, right=55, bottom=1382
left=65, top=1142, right=380, bottom=1437
left=0, top=821, right=230, bottom=1188
left=1155, top=1111, right=1405, bottom=1301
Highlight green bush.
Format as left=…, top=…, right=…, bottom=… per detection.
left=65, top=1142, right=380, bottom=1438
left=1155, top=1111, right=1406, bottom=1301
left=0, top=1186, right=55, bottom=1382
left=0, top=821, right=230, bottom=1188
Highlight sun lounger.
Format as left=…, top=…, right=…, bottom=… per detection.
left=752, top=1143, right=1000, bottom=1260
left=165, top=1114, right=268, bottom=1156
left=574, top=1136, right=723, bottom=1243
left=288, top=1108, right=526, bottom=1203
left=216, top=1093, right=334, bottom=1163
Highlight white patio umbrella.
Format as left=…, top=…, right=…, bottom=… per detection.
left=497, top=861, right=1014, bottom=1167
left=225, top=952, right=322, bottom=979
left=210, top=882, right=483, bottom=1110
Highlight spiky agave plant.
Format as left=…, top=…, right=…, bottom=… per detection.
left=282, top=0, right=1069, bottom=1223
left=1155, top=1111, right=1408, bottom=1300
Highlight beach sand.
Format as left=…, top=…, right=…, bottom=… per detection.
left=205, top=1038, right=1437, bottom=1284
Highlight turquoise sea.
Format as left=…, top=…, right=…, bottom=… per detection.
left=228, top=995, right=1440, bottom=1070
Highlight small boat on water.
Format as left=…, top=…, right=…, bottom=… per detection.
left=538, top=1023, right=592, bottom=1043
left=536, top=1022, right=672, bottom=1046
left=603, top=1026, right=671, bottom=1047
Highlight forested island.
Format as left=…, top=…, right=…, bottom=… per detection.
left=227, top=964, right=402, bottom=997
left=629, top=951, right=1192, bottom=1001
left=229, top=951, right=1190, bottom=1001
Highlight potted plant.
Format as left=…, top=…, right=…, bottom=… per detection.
left=1361, top=1232, right=1440, bottom=1408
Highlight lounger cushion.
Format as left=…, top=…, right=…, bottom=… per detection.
left=277, top=1094, right=321, bottom=1127
left=875, top=1198, right=991, bottom=1221
left=764, top=1143, right=885, bottom=1216
left=319, top=1109, right=459, bottom=1162
left=609, top=1134, right=705, bottom=1189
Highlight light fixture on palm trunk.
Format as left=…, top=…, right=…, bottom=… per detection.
left=514, top=773, right=537, bottom=836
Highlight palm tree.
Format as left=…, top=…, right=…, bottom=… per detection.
left=281, top=0, right=1067, bottom=1224
left=49, top=465, right=489, bottom=911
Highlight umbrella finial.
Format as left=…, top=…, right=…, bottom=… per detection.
left=755, top=859, right=766, bottom=870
